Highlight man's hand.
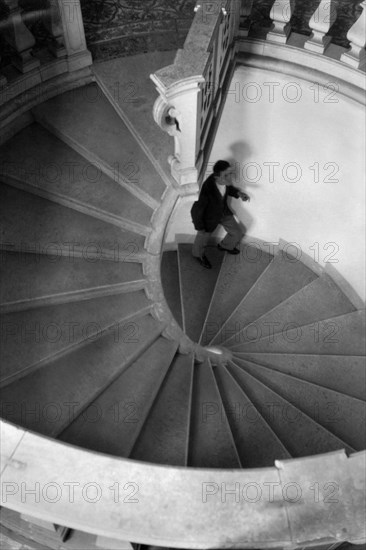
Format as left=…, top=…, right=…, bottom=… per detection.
left=239, top=191, right=250, bottom=202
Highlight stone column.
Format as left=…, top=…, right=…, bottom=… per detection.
left=3, top=0, right=40, bottom=73
left=341, top=1, right=366, bottom=70
left=304, top=0, right=337, bottom=54
left=266, top=0, right=292, bottom=43
left=56, top=0, right=92, bottom=70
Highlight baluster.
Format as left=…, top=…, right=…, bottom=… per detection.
left=44, top=0, right=67, bottom=58
left=304, top=0, right=337, bottom=54
left=56, top=0, right=92, bottom=70
left=267, top=0, right=292, bottom=43
left=240, top=0, right=254, bottom=37
left=3, top=0, right=40, bottom=73
left=341, top=1, right=366, bottom=70
left=0, top=57, right=7, bottom=87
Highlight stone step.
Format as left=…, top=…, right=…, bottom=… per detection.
left=59, top=338, right=179, bottom=457
left=0, top=314, right=164, bottom=437
left=161, top=250, right=183, bottom=328
left=188, top=359, right=241, bottom=468
left=0, top=183, right=146, bottom=261
left=213, top=364, right=290, bottom=467
left=131, top=354, right=194, bottom=466
left=223, top=272, right=357, bottom=347
left=32, top=83, right=166, bottom=206
left=234, top=357, right=366, bottom=451
left=93, top=51, right=176, bottom=178
left=0, top=251, right=145, bottom=313
left=230, top=310, right=366, bottom=355
left=227, top=361, right=355, bottom=456
left=237, top=353, right=366, bottom=401
left=200, top=243, right=273, bottom=345
left=0, top=123, right=153, bottom=233
left=178, top=243, right=224, bottom=342
left=210, top=249, right=319, bottom=346
left=0, top=291, right=151, bottom=387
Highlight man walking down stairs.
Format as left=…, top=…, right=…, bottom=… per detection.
left=191, top=160, right=250, bottom=268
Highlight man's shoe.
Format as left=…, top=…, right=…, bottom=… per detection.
left=217, top=244, right=240, bottom=255
left=195, top=255, right=212, bottom=269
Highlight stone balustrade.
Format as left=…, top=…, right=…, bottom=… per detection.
left=0, top=0, right=92, bottom=116
left=151, top=0, right=241, bottom=187
left=2, top=0, right=40, bottom=73
left=1, top=420, right=365, bottom=548
left=151, top=0, right=365, bottom=188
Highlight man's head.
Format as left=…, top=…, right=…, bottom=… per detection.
left=213, top=160, right=232, bottom=185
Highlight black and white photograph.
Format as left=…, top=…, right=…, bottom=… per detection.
left=0, top=1, right=365, bottom=549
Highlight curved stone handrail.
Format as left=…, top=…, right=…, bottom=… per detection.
left=151, top=0, right=366, bottom=189
left=1, top=421, right=365, bottom=548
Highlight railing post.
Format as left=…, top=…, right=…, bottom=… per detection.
left=2, top=0, right=40, bottom=73
left=0, top=58, right=7, bottom=87
left=151, top=75, right=204, bottom=186
left=56, top=0, right=92, bottom=70
left=240, top=0, right=254, bottom=37
left=304, top=0, right=337, bottom=54
left=267, top=0, right=292, bottom=43
left=341, top=1, right=366, bottom=70
left=45, top=0, right=67, bottom=58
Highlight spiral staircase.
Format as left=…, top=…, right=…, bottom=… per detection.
left=0, top=74, right=365, bottom=548
left=1, top=1, right=366, bottom=549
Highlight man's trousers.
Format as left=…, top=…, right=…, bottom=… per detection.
left=192, top=215, right=244, bottom=258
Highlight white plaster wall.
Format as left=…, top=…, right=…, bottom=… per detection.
left=166, top=65, right=366, bottom=300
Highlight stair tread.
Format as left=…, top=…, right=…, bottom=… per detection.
left=238, top=353, right=366, bottom=401
left=32, top=83, right=166, bottom=202
left=0, top=314, right=164, bottom=437
left=234, top=357, right=366, bottom=451
left=94, top=52, right=176, bottom=175
left=230, top=309, right=366, bottom=355
left=161, top=250, right=183, bottom=328
left=131, top=354, right=194, bottom=466
left=59, top=338, right=179, bottom=456
left=200, top=243, right=273, bottom=345
left=0, top=251, right=144, bottom=310
left=188, top=359, right=241, bottom=468
left=227, top=361, right=355, bottom=456
left=0, top=183, right=145, bottom=256
left=0, top=123, right=153, bottom=228
left=0, top=291, right=151, bottom=386
left=178, top=244, right=224, bottom=342
left=223, top=271, right=357, bottom=347
left=210, top=249, right=319, bottom=346
left=213, top=365, right=290, bottom=467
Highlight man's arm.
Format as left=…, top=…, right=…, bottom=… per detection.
left=226, top=185, right=250, bottom=202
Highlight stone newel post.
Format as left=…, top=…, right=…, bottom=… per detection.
left=151, top=73, right=204, bottom=186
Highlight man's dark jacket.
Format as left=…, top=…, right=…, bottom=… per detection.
left=191, top=174, right=242, bottom=232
